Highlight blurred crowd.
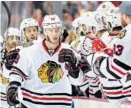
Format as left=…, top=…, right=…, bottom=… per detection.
left=1, top=1, right=121, bottom=36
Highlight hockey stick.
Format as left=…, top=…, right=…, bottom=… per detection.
left=1, top=1, right=11, bottom=65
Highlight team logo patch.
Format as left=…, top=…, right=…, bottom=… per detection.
left=38, top=61, right=63, bottom=83
left=118, top=29, right=127, bottom=39
left=0, top=74, right=9, bottom=84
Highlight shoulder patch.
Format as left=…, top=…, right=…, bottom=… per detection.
left=118, top=29, right=127, bottom=39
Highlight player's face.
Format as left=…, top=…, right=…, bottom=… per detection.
left=82, top=24, right=87, bottom=31
left=46, top=27, right=61, bottom=44
left=6, top=36, right=20, bottom=49
left=24, top=26, right=38, bottom=42
left=120, top=13, right=127, bottom=28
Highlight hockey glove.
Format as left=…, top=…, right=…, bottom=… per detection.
left=58, top=48, right=79, bottom=78
left=5, top=49, right=20, bottom=70
left=58, top=48, right=77, bottom=67
left=7, top=81, right=21, bottom=106
left=78, top=56, right=91, bottom=73
left=104, top=48, right=113, bottom=57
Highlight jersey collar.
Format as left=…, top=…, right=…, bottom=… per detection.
left=42, top=39, right=61, bottom=56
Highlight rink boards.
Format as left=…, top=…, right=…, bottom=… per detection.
left=72, top=97, right=131, bottom=108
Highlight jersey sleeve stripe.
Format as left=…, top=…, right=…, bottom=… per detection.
left=11, top=69, right=27, bottom=80
left=106, top=58, right=121, bottom=79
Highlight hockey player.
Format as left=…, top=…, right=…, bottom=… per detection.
left=20, top=18, right=39, bottom=47
left=93, top=1, right=131, bottom=103
left=6, top=14, right=83, bottom=108
left=77, top=11, right=109, bottom=98
left=0, top=27, right=21, bottom=108
left=5, top=18, right=39, bottom=70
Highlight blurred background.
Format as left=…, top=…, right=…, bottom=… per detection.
left=0, top=1, right=121, bottom=36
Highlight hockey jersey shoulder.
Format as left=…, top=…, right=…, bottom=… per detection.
left=118, top=24, right=131, bottom=40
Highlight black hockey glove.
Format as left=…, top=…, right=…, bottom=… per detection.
left=7, top=81, right=21, bottom=106
left=58, top=48, right=77, bottom=67
left=5, top=49, right=20, bottom=70
left=58, top=48, right=79, bottom=78
left=78, top=56, right=91, bottom=73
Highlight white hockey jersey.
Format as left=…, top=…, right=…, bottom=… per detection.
left=0, top=64, right=9, bottom=108
left=98, top=24, right=131, bottom=79
left=9, top=40, right=82, bottom=108
left=92, top=25, right=131, bottom=104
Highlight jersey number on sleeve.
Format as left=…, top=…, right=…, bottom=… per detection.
left=114, top=44, right=124, bottom=56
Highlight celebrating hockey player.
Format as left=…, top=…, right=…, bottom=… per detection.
left=93, top=1, right=131, bottom=103
left=0, top=27, right=21, bottom=108
left=6, top=14, right=83, bottom=108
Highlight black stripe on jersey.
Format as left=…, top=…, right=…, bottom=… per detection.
left=113, top=59, right=131, bottom=71
left=105, top=95, right=124, bottom=99
left=11, top=66, right=28, bottom=77
left=9, top=72, right=25, bottom=81
left=0, top=99, right=6, bottom=101
left=0, top=92, right=6, bottom=95
left=93, top=59, right=107, bottom=78
left=102, top=85, right=123, bottom=90
left=106, top=58, right=121, bottom=79
left=23, top=98, right=71, bottom=106
left=21, top=88, right=72, bottom=96
left=90, top=85, right=99, bottom=88
left=123, top=95, right=131, bottom=97
left=79, top=82, right=89, bottom=87
left=123, top=85, right=131, bottom=90
left=98, top=70, right=107, bottom=78
left=9, top=72, right=20, bottom=77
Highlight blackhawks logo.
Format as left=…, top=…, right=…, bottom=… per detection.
left=38, top=61, right=63, bottom=83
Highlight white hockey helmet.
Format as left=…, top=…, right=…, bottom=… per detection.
left=112, top=8, right=121, bottom=28
left=97, top=2, right=115, bottom=12
left=4, top=27, right=21, bottom=40
left=72, top=17, right=81, bottom=30
left=72, top=17, right=81, bottom=36
left=79, top=12, right=98, bottom=35
left=20, top=18, right=39, bottom=40
left=42, top=14, right=62, bottom=35
left=96, top=2, right=119, bottom=32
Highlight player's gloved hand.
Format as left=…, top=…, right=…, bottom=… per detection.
left=104, top=48, right=113, bottom=57
left=58, top=48, right=79, bottom=78
left=93, top=56, right=106, bottom=76
left=5, top=49, right=20, bottom=70
left=58, top=48, right=77, bottom=67
left=7, top=81, right=21, bottom=106
left=78, top=56, right=91, bottom=73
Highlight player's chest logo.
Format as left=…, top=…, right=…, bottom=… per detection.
left=38, top=60, right=63, bottom=83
